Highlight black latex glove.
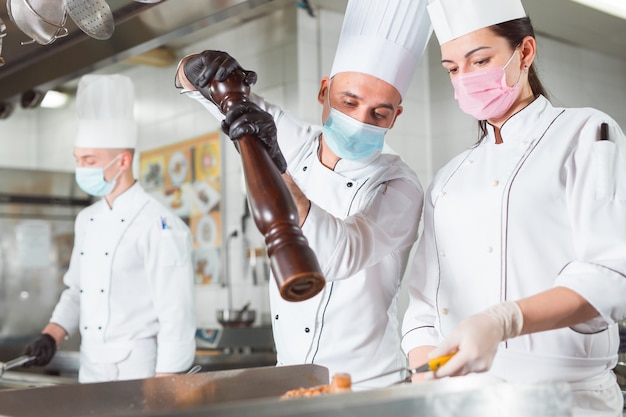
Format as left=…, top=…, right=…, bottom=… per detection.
left=179, top=50, right=257, bottom=89
left=24, top=334, right=57, bottom=367
left=222, top=102, right=287, bottom=174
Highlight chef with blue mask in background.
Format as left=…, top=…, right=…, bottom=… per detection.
left=175, top=0, right=431, bottom=389
left=24, top=74, right=196, bottom=383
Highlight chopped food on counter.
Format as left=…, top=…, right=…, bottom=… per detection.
left=280, top=373, right=352, bottom=399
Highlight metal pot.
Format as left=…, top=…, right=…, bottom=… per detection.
left=217, top=307, right=256, bottom=328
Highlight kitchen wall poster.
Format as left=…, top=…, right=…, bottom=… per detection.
left=140, top=132, right=223, bottom=286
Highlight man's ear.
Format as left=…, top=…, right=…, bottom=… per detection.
left=120, top=151, right=134, bottom=169
left=317, top=77, right=331, bottom=105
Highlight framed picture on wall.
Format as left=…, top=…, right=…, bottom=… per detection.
left=139, top=131, right=224, bottom=286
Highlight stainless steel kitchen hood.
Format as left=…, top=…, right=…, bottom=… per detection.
left=0, top=0, right=291, bottom=103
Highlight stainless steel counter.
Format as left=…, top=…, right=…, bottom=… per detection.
left=0, top=364, right=329, bottom=417
left=0, top=370, right=573, bottom=417
left=0, top=370, right=76, bottom=390
left=0, top=349, right=277, bottom=391
left=157, top=376, right=573, bottom=417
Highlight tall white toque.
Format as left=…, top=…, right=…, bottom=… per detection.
left=330, top=0, right=432, bottom=99
left=74, top=74, right=138, bottom=149
left=427, top=0, right=527, bottom=45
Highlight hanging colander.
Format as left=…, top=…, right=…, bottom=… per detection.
left=64, top=0, right=114, bottom=41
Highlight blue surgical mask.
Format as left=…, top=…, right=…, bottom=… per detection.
left=75, top=154, right=123, bottom=197
left=322, top=108, right=389, bottom=160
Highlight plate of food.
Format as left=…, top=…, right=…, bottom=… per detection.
left=192, top=246, right=220, bottom=285
left=192, top=182, right=221, bottom=213
left=168, top=151, right=188, bottom=186
left=196, top=214, right=217, bottom=247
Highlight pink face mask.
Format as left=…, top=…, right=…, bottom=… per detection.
left=451, top=51, right=523, bottom=120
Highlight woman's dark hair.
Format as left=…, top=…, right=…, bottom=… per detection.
left=477, top=17, right=548, bottom=140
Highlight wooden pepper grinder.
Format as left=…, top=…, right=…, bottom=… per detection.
left=198, top=69, right=325, bottom=302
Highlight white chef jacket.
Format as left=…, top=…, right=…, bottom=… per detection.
left=186, top=91, right=423, bottom=388
left=50, top=182, right=196, bottom=382
left=402, top=96, right=626, bottom=407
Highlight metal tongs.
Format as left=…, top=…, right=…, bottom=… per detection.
left=0, top=355, right=37, bottom=378
left=353, top=353, right=456, bottom=386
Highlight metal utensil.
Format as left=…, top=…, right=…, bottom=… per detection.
left=64, top=0, right=114, bottom=40
left=238, top=301, right=251, bottom=315
left=0, top=16, right=6, bottom=65
left=0, top=355, right=37, bottom=378
left=217, top=304, right=256, bottom=328
left=7, top=0, right=69, bottom=45
left=352, top=353, right=456, bottom=386
left=186, top=364, right=202, bottom=375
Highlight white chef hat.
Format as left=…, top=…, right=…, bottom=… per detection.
left=428, top=0, right=527, bottom=45
left=74, top=74, right=138, bottom=149
left=330, top=0, right=432, bottom=99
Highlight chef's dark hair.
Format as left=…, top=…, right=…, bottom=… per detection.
left=477, top=17, right=548, bottom=141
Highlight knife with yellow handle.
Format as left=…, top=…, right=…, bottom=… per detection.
left=352, top=352, right=456, bottom=386
left=409, top=352, right=456, bottom=374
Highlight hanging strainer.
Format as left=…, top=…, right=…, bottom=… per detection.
left=0, top=17, right=6, bottom=66
left=64, top=0, right=114, bottom=40
left=7, top=0, right=69, bottom=45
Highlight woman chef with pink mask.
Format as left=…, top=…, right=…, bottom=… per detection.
left=401, top=0, right=626, bottom=415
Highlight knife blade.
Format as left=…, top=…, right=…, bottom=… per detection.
left=352, top=352, right=456, bottom=386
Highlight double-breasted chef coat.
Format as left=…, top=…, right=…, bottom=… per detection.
left=187, top=91, right=424, bottom=389
left=402, top=96, right=626, bottom=412
left=50, top=183, right=196, bottom=383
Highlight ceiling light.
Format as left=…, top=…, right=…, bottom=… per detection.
left=571, top=0, right=626, bottom=20
left=40, top=90, right=69, bottom=109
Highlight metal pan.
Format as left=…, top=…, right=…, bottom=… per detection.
left=7, top=0, right=68, bottom=45
left=0, top=355, right=36, bottom=378
left=217, top=301, right=256, bottom=327
left=217, top=308, right=256, bottom=327
left=64, top=0, right=114, bottom=40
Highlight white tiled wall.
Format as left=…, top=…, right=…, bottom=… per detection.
left=0, top=3, right=625, bottom=328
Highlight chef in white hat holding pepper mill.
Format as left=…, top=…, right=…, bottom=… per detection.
left=24, top=74, right=196, bottom=383
left=401, top=0, right=626, bottom=414
left=175, top=0, right=431, bottom=389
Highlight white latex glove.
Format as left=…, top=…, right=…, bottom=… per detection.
left=427, top=301, right=524, bottom=378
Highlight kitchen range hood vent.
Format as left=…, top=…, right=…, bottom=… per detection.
left=0, top=0, right=291, bottom=103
